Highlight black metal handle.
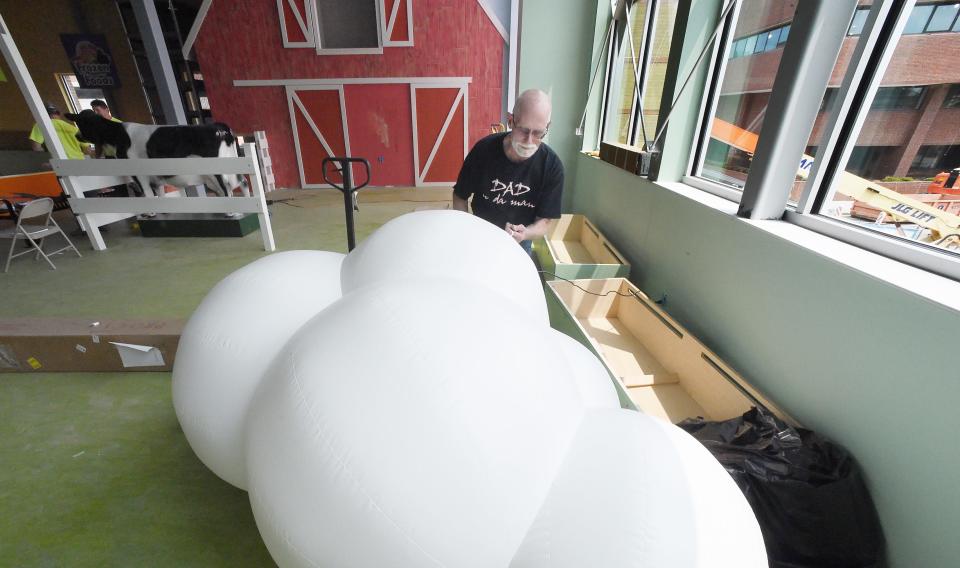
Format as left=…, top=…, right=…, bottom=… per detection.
left=321, top=157, right=371, bottom=193
left=321, top=156, right=371, bottom=251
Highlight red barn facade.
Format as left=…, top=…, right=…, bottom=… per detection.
left=191, top=0, right=507, bottom=189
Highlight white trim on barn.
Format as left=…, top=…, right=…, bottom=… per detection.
left=182, top=0, right=214, bottom=60
left=234, top=77, right=472, bottom=87
left=337, top=84, right=354, bottom=182
left=285, top=86, right=308, bottom=190
left=278, top=0, right=317, bottom=48
left=292, top=94, right=338, bottom=163
left=410, top=82, right=470, bottom=187
left=476, top=0, right=508, bottom=42
left=382, top=0, right=414, bottom=47
left=421, top=88, right=464, bottom=182
left=409, top=84, right=420, bottom=188
left=286, top=85, right=350, bottom=189
left=247, top=78, right=473, bottom=189
left=508, top=0, right=519, bottom=108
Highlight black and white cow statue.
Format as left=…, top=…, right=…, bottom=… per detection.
left=65, top=109, right=246, bottom=197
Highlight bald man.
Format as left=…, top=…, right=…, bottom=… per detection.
left=453, top=89, right=564, bottom=252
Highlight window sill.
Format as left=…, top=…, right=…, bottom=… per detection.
left=655, top=181, right=960, bottom=314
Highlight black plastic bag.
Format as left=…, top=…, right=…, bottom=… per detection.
left=678, top=407, right=886, bottom=568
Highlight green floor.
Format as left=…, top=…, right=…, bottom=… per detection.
left=0, top=187, right=451, bottom=567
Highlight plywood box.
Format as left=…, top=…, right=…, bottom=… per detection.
left=0, top=318, right=184, bottom=373
left=534, top=214, right=630, bottom=280
left=545, top=278, right=792, bottom=424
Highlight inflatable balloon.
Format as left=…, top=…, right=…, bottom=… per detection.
left=341, top=210, right=548, bottom=325
left=245, top=279, right=584, bottom=567
left=172, top=251, right=344, bottom=489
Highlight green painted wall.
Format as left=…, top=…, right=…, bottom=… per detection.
left=520, top=1, right=960, bottom=566
left=517, top=0, right=601, bottom=210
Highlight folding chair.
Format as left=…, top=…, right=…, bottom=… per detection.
left=0, top=197, right=82, bottom=272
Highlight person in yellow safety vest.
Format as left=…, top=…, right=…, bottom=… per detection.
left=28, top=103, right=94, bottom=160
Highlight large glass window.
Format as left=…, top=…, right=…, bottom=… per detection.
left=805, top=3, right=960, bottom=262
left=600, top=0, right=678, bottom=148
left=694, top=0, right=799, bottom=190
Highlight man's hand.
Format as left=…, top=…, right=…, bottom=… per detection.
left=505, top=222, right=527, bottom=243
left=452, top=193, right=469, bottom=212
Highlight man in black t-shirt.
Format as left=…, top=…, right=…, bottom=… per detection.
left=453, top=89, right=563, bottom=251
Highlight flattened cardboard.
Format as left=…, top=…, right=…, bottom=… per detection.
left=0, top=318, right=183, bottom=372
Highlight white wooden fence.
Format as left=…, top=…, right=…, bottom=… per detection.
left=51, top=145, right=275, bottom=252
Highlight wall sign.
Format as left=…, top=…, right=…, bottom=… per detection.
left=59, top=34, right=120, bottom=88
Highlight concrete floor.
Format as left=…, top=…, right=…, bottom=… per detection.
left=0, top=187, right=452, bottom=567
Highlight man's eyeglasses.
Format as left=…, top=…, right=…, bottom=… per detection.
left=513, top=126, right=548, bottom=140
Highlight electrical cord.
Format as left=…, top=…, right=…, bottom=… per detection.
left=537, top=270, right=665, bottom=304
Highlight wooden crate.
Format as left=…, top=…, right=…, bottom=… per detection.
left=534, top=214, right=630, bottom=280
left=545, top=278, right=793, bottom=424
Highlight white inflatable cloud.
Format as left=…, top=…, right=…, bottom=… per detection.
left=549, top=328, right=622, bottom=409
left=172, top=250, right=344, bottom=489
left=246, top=279, right=584, bottom=568
left=511, top=409, right=768, bottom=568
left=172, top=211, right=766, bottom=567
left=341, top=209, right=549, bottom=325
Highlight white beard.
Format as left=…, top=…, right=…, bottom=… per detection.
left=512, top=139, right=538, bottom=159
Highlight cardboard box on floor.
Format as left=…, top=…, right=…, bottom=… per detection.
left=0, top=318, right=184, bottom=372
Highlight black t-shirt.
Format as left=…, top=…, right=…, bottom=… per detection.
left=453, top=133, right=563, bottom=230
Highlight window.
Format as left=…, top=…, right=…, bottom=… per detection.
left=278, top=0, right=385, bottom=53
left=927, top=3, right=960, bottom=31
left=779, top=24, right=790, bottom=44
left=851, top=3, right=960, bottom=35
left=848, top=8, right=869, bottom=35
left=790, top=1, right=960, bottom=276
left=943, top=83, right=960, bottom=107
left=728, top=23, right=791, bottom=59
left=693, top=1, right=799, bottom=191
left=870, top=86, right=926, bottom=109
left=599, top=0, right=678, bottom=148
left=820, top=88, right=839, bottom=113
left=56, top=73, right=105, bottom=113
left=909, top=144, right=960, bottom=176
left=584, top=0, right=960, bottom=277
left=905, top=4, right=935, bottom=33
left=315, top=0, right=380, bottom=50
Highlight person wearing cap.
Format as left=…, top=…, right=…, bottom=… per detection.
left=28, top=103, right=94, bottom=160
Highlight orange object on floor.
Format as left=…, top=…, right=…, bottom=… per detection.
left=0, top=171, right=63, bottom=201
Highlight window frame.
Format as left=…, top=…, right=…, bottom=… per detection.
left=312, top=0, right=384, bottom=55
left=585, top=0, right=960, bottom=281
left=56, top=73, right=106, bottom=114
left=678, top=0, right=960, bottom=280
left=597, top=0, right=675, bottom=150
left=684, top=0, right=743, bottom=200
left=785, top=0, right=960, bottom=281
